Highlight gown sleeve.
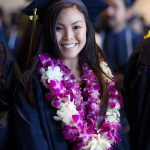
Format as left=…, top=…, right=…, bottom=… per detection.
left=0, top=55, right=20, bottom=150
left=13, top=74, right=69, bottom=150
left=124, top=39, right=150, bottom=150
left=13, top=79, right=50, bottom=150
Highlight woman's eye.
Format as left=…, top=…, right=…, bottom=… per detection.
left=56, top=26, right=63, bottom=31
left=73, top=26, right=81, bottom=30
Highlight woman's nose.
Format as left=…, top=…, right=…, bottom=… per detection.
left=63, top=29, right=74, bottom=40
left=106, top=6, right=114, bottom=16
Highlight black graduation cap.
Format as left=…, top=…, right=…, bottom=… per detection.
left=23, top=0, right=108, bottom=22
left=123, top=0, right=135, bottom=7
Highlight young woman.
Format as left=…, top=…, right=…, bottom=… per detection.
left=13, top=0, right=126, bottom=149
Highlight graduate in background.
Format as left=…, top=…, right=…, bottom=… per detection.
left=0, top=7, right=8, bottom=47
left=7, top=12, right=22, bottom=55
left=0, top=41, right=21, bottom=150
left=124, top=32, right=150, bottom=150
left=97, top=0, right=143, bottom=86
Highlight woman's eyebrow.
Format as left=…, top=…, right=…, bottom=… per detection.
left=56, top=20, right=83, bottom=26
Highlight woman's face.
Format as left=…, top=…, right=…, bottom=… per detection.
left=55, top=6, right=87, bottom=60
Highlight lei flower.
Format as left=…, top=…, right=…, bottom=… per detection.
left=38, top=53, right=123, bottom=150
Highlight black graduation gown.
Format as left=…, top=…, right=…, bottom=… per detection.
left=0, top=53, right=21, bottom=150
left=124, top=39, right=150, bottom=150
left=101, top=27, right=142, bottom=73
left=12, top=72, right=130, bottom=150
left=13, top=74, right=69, bottom=150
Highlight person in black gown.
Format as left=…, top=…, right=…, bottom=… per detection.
left=0, top=41, right=21, bottom=150
left=97, top=0, right=143, bottom=87
left=124, top=34, right=150, bottom=150
left=0, top=8, right=8, bottom=47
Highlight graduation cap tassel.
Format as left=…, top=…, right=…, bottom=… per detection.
left=28, top=8, right=39, bottom=67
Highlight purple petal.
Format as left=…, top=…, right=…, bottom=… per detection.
left=39, top=53, right=49, bottom=65
left=72, top=115, right=79, bottom=123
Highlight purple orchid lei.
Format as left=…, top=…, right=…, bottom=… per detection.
left=38, top=53, right=123, bottom=150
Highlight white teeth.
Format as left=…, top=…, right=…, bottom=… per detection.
left=63, top=44, right=76, bottom=48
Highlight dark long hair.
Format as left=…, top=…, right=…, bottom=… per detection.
left=0, top=42, right=7, bottom=90
left=0, top=41, right=22, bottom=104
left=24, top=0, right=109, bottom=112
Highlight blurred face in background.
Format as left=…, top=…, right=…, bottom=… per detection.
left=101, top=0, right=127, bottom=32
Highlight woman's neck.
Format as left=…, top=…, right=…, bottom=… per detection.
left=61, top=57, right=82, bottom=84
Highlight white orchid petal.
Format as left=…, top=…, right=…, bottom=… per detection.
left=53, top=116, right=61, bottom=121
left=53, top=100, right=79, bottom=125
left=100, top=61, right=114, bottom=79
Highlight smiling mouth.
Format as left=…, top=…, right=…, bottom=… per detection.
left=62, top=43, right=76, bottom=49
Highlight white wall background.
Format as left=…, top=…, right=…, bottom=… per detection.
left=133, top=0, right=150, bottom=24
left=0, top=0, right=30, bottom=22
left=0, top=0, right=29, bottom=12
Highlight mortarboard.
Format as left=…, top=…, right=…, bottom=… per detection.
left=23, top=0, right=108, bottom=22
left=123, top=0, right=135, bottom=7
